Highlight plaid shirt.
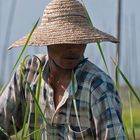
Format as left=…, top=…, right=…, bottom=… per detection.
left=0, top=54, right=126, bottom=140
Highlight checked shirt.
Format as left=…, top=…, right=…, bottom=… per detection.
left=0, top=54, right=126, bottom=140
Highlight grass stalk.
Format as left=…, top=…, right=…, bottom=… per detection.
left=71, top=70, right=85, bottom=140
left=80, top=1, right=109, bottom=73
left=129, top=92, right=136, bottom=140
left=23, top=127, right=45, bottom=140
left=123, top=123, right=130, bottom=140
left=19, top=55, right=30, bottom=82
left=12, top=116, right=18, bottom=140
left=0, top=18, right=39, bottom=96
left=115, top=65, right=119, bottom=90
left=111, top=58, right=140, bottom=103
left=34, top=56, right=43, bottom=140
left=97, top=42, right=109, bottom=73
left=11, top=18, right=40, bottom=74
left=26, top=83, right=48, bottom=124
left=0, top=127, right=11, bottom=140
left=26, top=83, right=48, bottom=140
left=21, top=103, right=30, bottom=139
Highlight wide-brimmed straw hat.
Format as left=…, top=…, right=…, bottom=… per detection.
left=9, top=0, right=118, bottom=49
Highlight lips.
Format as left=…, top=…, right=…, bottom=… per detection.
left=64, top=57, right=79, bottom=60
left=63, top=54, right=80, bottom=59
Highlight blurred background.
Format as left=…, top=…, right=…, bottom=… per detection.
left=0, top=0, right=140, bottom=139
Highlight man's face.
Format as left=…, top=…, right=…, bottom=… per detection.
left=47, top=44, right=86, bottom=69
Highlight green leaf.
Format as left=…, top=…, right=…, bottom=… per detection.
left=26, top=83, right=48, bottom=124
left=11, top=18, right=40, bottom=74
left=0, top=18, right=39, bottom=96
left=115, top=65, right=119, bottom=90
left=0, top=127, right=11, bottom=140
left=71, top=71, right=85, bottom=140
left=12, top=116, right=18, bottom=140
left=97, top=42, right=109, bottom=73
left=123, top=122, right=130, bottom=140
left=21, top=102, right=30, bottom=139
left=26, top=82, right=48, bottom=140
left=33, top=56, right=43, bottom=140
left=0, top=83, right=8, bottom=96
left=111, top=58, right=140, bottom=103
left=129, top=93, right=136, bottom=140
left=19, top=55, right=30, bottom=82
left=80, top=0, right=93, bottom=26
left=80, top=1, right=109, bottom=74
left=23, top=127, right=45, bottom=140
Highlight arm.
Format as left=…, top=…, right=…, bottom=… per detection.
left=0, top=65, right=26, bottom=139
left=90, top=74, right=126, bottom=139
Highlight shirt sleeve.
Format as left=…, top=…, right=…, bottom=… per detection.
left=0, top=64, right=26, bottom=138
left=90, top=73, right=126, bottom=140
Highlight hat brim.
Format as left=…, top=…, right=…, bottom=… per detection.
left=9, top=24, right=118, bottom=49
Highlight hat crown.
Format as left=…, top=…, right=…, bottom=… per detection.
left=40, top=0, right=91, bottom=26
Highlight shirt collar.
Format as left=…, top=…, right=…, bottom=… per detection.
left=74, top=57, right=88, bottom=71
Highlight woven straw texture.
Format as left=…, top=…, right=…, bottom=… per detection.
left=9, top=0, right=118, bottom=49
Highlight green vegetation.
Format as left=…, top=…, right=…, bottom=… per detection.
left=120, top=86, right=140, bottom=139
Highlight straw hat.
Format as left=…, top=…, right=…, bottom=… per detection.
left=9, top=0, right=118, bottom=49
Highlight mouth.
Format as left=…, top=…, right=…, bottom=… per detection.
left=64, top=57, right=79, bottom=59
left=63, top=55, right=80, bottom=60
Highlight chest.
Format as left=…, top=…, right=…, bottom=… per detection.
left=49, top=77, right=71, bottom=109
left=26, top=79, right=91, bottom=122
left=25, top=79, right=94, bottom=139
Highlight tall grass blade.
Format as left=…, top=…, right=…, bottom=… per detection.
left=34, top=56, right=43, bottom=140
left=18, top=54, right=30, bottom=139
left=23, top=127, right=45, bottom=140
left=80, top=1, right=109, bottom=73
left=71, top=71, right=85, bottom=140
left=116, top=126, right=124, bottom=139
left=80, top=0, right=93, bottom=26
left=111, top=58, right=140, bottom=103
left=0, top=83, right=8, bottom=96
left=27, top=82, right=48, bottom=140
left=115, top=65, right=119, bottom=90
left=0, top=127, right=11, bottom=140
left=129, top=92, right=136, bottom=140
left=19, top=55, right=30, bottom=81
left=26, top=83, right=47, bottom=124
left=21, top=102, right=30, bottom=139
left=0, top=18, right=39, bottom=96
left=12, top=116, right=18, bottom=140
left=123, top=122, right=130, bottom=140
left=97, top=42, right=109, bottom=73
left=11, top=18, right=40, bottom=74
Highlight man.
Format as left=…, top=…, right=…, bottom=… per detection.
left=0, top=0, right=125, bottom=139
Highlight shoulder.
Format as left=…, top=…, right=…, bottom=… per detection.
left=80, top=60, right=116, bottom=98
left=21, top=54, right=48, bottom=72
left=83, top=61, right=122, bottom=111
left=17, top=54, right=48, bottom=83
left=78, top=60, right=113, bottom=84
left=24, top=54, right=48, bottom=68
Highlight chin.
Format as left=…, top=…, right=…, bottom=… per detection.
left=61, top=64, right=77, bottom=70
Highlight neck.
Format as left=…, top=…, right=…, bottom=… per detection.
left=48, top=58, right=72, bottom=80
